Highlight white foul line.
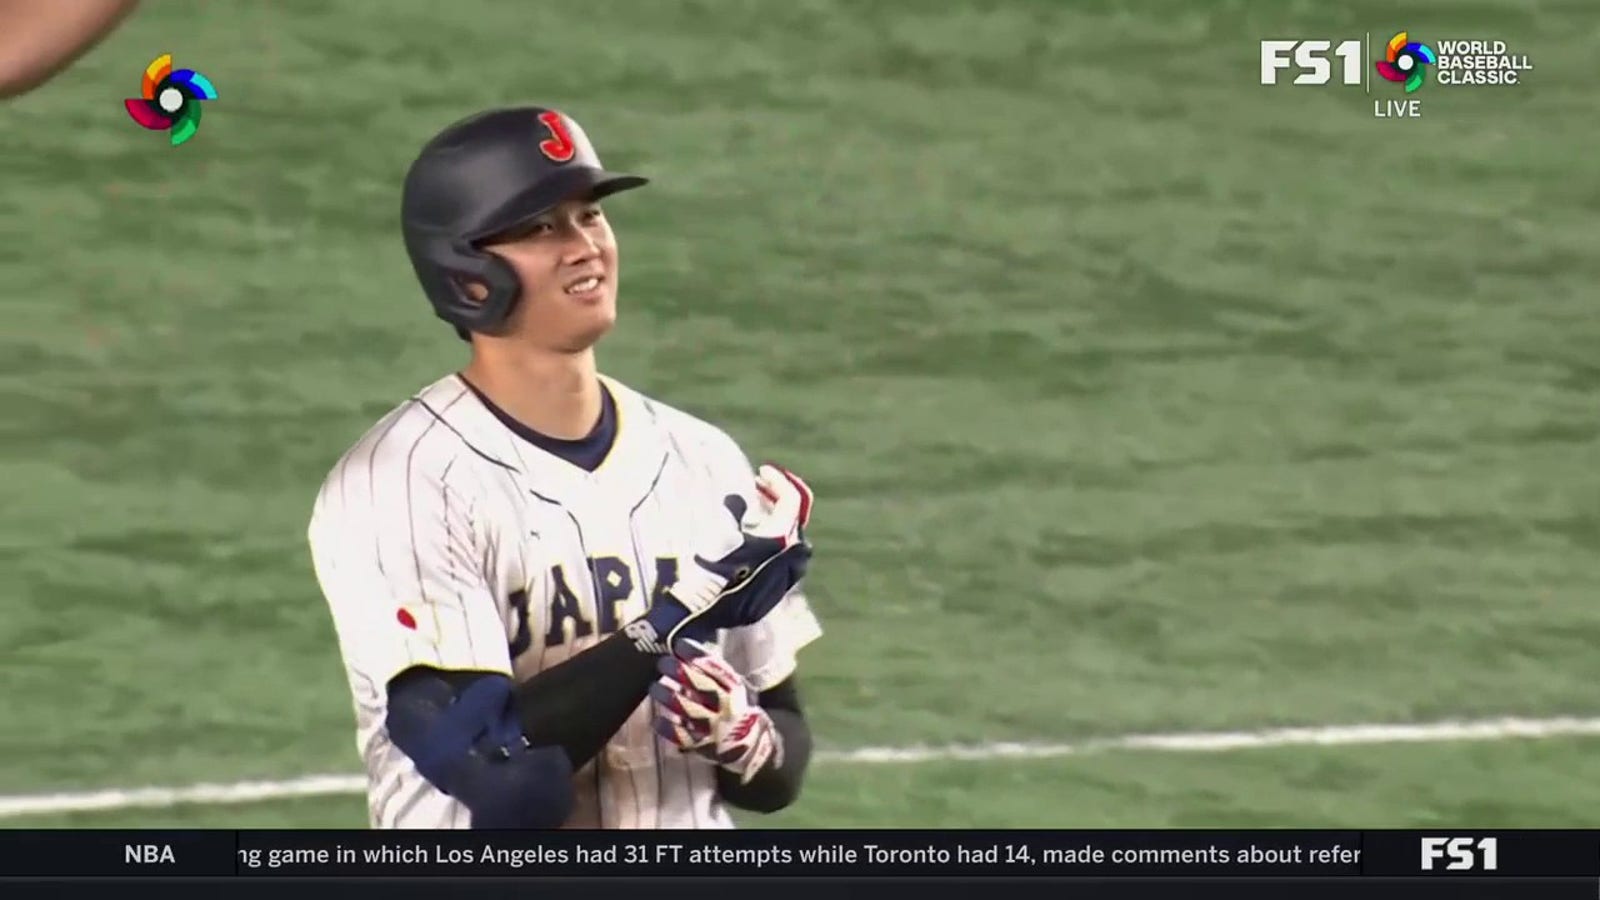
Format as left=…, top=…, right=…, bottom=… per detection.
left=2, top=715, right=1598, bottom=820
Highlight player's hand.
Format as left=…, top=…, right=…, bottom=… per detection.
left=648, top=639, right=782, bottom=784
left=625, top=464, right=813, bottom=654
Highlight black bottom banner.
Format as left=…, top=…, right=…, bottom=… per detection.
left=0, top=829, right=1595, bottom=881
left=2, top=877, right=1598, bottom=900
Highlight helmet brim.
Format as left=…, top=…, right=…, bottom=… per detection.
left=467, top=166, right=648, bottom=244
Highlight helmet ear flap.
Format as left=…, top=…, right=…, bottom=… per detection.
left=428, top=243, right=522, bottom=336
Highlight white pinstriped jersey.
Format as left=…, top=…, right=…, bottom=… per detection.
left=306, top=373, right=822, bottom=829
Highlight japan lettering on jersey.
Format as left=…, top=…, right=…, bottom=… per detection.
left=306, top=374, right=822, bottom=829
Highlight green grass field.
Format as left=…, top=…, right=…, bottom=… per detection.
left=3, top=0, right=1597, bottom=829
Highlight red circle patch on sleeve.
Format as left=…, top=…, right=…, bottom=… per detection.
left=396, top=608, right=418, bottom=630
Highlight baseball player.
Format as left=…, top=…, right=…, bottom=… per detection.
left=307, top=106, right=823, bottom=829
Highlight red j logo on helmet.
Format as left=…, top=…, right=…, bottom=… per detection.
left=537, top=111, right=577, bottom=163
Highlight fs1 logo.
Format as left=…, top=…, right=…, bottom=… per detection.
left=1420, top=837, right=1499, bottom=871
left=1259, top=40, right=1362, bottom=86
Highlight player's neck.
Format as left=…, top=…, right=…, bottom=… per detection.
left=460, top=345, right=603, bottom=441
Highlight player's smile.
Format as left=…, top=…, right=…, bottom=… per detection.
left=562, top=271, right=606, bottom=303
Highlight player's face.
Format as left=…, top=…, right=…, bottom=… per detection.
left=481, top=195, right=619, bottom=353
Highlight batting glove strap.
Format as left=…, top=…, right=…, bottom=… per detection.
left=630, top=564, right=728, bottom=654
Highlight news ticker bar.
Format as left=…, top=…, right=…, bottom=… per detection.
left=0, top=830, right=1595, bottom=878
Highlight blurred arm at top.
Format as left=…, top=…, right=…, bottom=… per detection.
left=0, top=0, right=139, bottom=99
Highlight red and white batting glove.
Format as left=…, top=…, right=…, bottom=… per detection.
left=648, top=639, right=782, bottom=784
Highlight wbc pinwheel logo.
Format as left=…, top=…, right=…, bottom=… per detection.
left=1374, top=32, right=1436, bottom=93
left=124, top=54, right=217, bottom=146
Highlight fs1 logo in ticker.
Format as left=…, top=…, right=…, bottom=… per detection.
left=1260, top=30, right=1534, bottom=121
left=1420, top=837, right=1499, bottom=872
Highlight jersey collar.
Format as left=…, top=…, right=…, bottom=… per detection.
left=412, top=374, right=669, bottom=507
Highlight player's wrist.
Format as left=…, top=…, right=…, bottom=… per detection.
left=621, top=616, right=671, bottom=654
left=629, top=566, right=727, bottom=654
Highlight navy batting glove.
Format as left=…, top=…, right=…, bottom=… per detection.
left=624, top=465, right=813, bottom=655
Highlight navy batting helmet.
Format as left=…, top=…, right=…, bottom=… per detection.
left=400, top=106, right=647, bottom=336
